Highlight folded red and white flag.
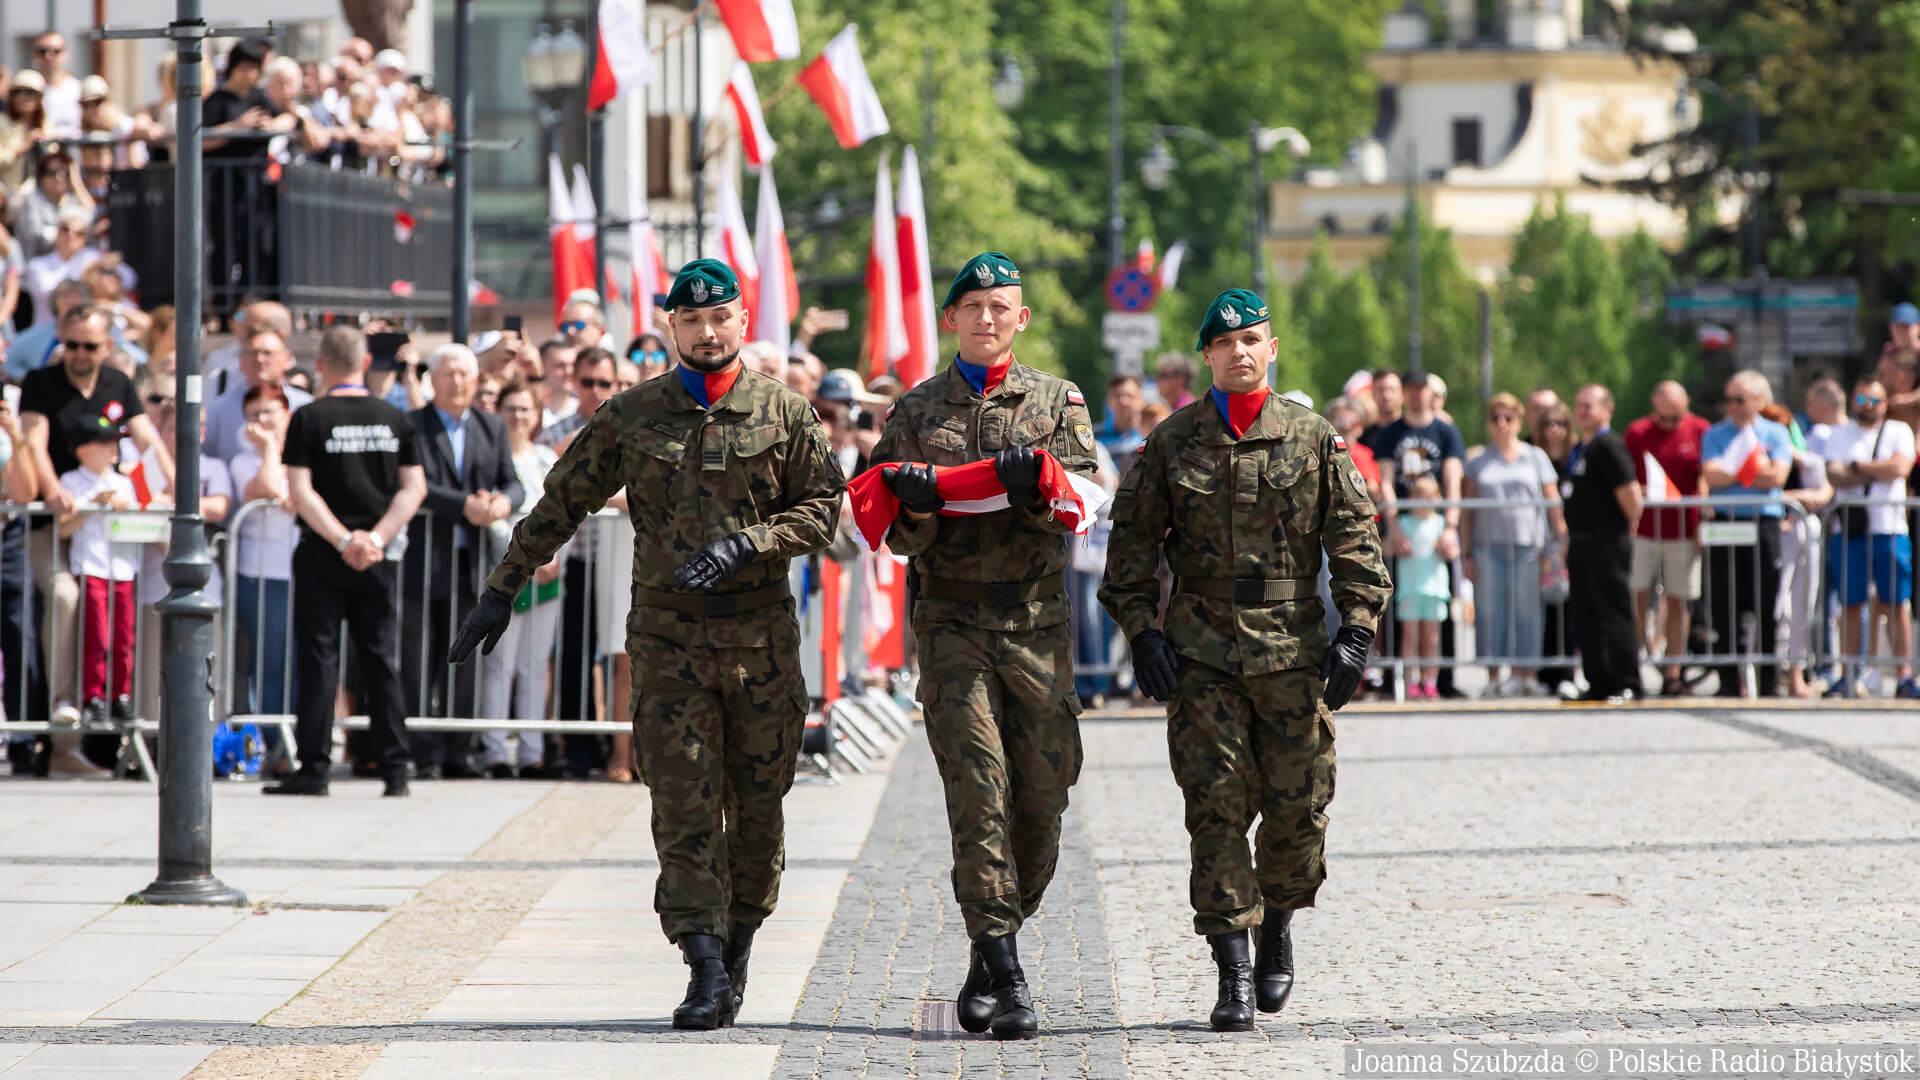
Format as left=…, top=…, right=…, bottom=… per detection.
left=846, top=450, right=1110, bottom=552
left=1643, top=451, right=1682, bottom=502
left=1713, top=425, right=1767, bottom=488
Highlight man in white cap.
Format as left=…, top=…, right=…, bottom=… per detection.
left=369, top=50, right=410, bottom=134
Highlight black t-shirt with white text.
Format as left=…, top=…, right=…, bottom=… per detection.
left=282, top=394, right=419, bottom=537
left=1375, top=416, right=1466, bottom=499
left=1565, top=430, right=1634, bottom=534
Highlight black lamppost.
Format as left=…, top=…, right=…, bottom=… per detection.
left=919, top=49, right=1026, bottom=166
left=1140, top=123, right=1309, bottom=297
left=1675, top=75, right=1763, bottom=278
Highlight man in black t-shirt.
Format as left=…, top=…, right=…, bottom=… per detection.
left=204, top=38, right=287, bottom=304
left=18, top=305, right=171, bottom=747
left=1565, top=383, right=1644, bottom=703
left=268, top=326, right=426, bottom=796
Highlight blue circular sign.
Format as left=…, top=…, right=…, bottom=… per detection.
left=1107, top=266, right=1159, bottom=313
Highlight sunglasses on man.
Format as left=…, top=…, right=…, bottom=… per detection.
left=1856, top=395, right=1884, bottom=408
left=560, top=320, right=591, bottom=334
left=577, top=377, right=615, bottom=391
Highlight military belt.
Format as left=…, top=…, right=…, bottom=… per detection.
left=1175, top=576, right=1317, bottom=604
left=918, top=571, right=1066, bottom=606
left=636, top=581, right=791, bottom=618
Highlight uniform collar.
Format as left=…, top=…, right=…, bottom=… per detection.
left=944, top=354, right=1030, bottom=402
left=1196, top=386, right=1286, bottom=445
left=675, top=362, right=743, bottom=410
left=670, top=362, right=748, bottom=413
left=1209, top=386, right=1271, bottom=440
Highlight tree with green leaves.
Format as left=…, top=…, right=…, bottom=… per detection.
left=1292, top=233, right=1392, bottom=407
left=1502, top=198, right=1632, bottom=408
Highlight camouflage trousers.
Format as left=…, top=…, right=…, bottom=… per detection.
left=631, top=620, right=809, bottom=944
left=916, top=619, right=1084, bottom=941
left=1169, top=660, right=1336, bottom=936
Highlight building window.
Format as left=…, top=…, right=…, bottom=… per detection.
left=1451, top=118, right=1482, bottom=167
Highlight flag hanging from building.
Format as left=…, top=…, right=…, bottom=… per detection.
left=894, top=144, right=936, bottom=389
left=569, top=164, right=618, bottom=304
left=845, top=452, right=1110, bottom=552
left=725, top=61, right=777, bottom=167
left=798, top=24, right=890, bottom=149
left=715, top=171, right=761, bottom=321
left=864, top=149, right=907, bottom=382
left=587, top=0, right=650, bottom=112
left=713, top=0, right=800, bottom=62
left=753, top=165, right=797, bottom=350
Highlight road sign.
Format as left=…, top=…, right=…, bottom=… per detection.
left=1102, top=312, right=1162, bottom=354
left=1106, top=266, right=1160, bottom=313
left=1665, top=277, right=1860, bottom=356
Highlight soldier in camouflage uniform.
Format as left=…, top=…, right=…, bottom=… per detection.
left=868, top=252, right=1098, bottom=1041
left=1098, top=289, right=1389, bottom=1032
left=450, top=260, right=844, bottom=1032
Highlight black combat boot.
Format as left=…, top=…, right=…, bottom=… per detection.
left=955, top=942, right=995, bottom=1034
left=1253, top=908, right=1295, bottom=1013
left=724, top=921, right=757, bottom=1012
left=1208, top=930, right=1256, bottom=1031
left=671, top=933, right=736, bottom=1030
left=976, top=933, right=1038, bottom=1040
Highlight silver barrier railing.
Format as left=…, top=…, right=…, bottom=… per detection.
left=1812, top=493, right=1920, bottom=699
left=1364, top=493, right=1808, bottom=702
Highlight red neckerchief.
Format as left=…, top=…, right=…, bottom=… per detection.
left=1211, top=385, right=1271, bottom=439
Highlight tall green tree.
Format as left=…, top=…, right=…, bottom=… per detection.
left=1502, top=198, right=1632, bottom=405
left=1293, top=233, right=1393, bottom=406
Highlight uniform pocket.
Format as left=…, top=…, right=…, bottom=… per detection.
left=728, top=423, right=785, bottom=501
left=922, top=425, right=970, bottom=465
left=1266, top=452, right=1322, bottom=531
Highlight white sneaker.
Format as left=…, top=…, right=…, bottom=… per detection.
left=52, top=700, right=80, bottom=727
left=1497, top=676, right=1529, bottom=698
left=1480, top=679, right=1508, bottom=700
left=1556, top=680, right=1581, bottom=701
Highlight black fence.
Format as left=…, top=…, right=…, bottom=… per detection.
left=107, top=162, right=454, bottom=320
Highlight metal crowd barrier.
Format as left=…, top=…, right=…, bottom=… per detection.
left=5, top=500, right=916, bottom=783
left=1812, top=494, right=1920, bottom=699
left=1360, top=493, right=1811, bottom=702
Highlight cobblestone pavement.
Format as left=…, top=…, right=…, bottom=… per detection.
left=3, top=704, right=1919, bottom=1077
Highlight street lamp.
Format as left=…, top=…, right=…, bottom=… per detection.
left=1139, top=123, right=1309, bottom=297
left=523, top=20, right=587, bottom=127
left=920, top=48, right=1027, bottom=164
left=1674, top=74, right=1762, bottom=277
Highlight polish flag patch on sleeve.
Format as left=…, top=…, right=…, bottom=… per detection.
left=1333, top=435, right=1348, bottom=453
left=1066, top=387, right=1085, bottom=406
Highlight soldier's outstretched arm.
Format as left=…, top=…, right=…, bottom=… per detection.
left=484, top=405, right=624, bottom=595
left=1319, top=425, right=1391, bottom=633
left=868, top=403, right=941, bottom=556
left=739, top=403, right=846, bottom=559
left=1022, top=383, right=1100, bottom=535
left=1098, top=432, right=1172, bottom=639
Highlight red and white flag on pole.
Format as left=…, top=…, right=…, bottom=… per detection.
left=798, top=24, right=891, bottom=149
left=1133, top=238, right=1155, bottom=274
left=714, top=0, right=800, bottom=62
left=587, top=0, right=650, bottom=112
left=1157, top=240, right=1188, bottom=290
left=548, top=154, right=593, bottom=323
left=725, top=62, right=776, bottom=167
left=845, top=452, right=1110, bottom=552
left=864, top=149, right=907, bottom=382
left=1713, top=425, right=1768, bottom=488
left=1643, top=452, right=1682, bottom=502
left=894, top=144, right=937, bottom=389
left=569, top=164, right=617, bottom=303
left=753, top=165, right=797, bottom=350
left=715, top=171, right=760, bottom=320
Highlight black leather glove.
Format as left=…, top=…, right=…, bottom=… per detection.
left=674, top=532, right=758, bottom=591
left=1320, top=625, right=1374, bottom=711
left=448, top=586, right=515, bottom=665
left=995, top=446, right=1043, bottom=510
left=1130, top=629, right=1180, bottom=703
left=888, top=463, right=943, bottom=515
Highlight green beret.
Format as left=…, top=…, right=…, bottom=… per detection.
left=1197, top=288, right=1271, bottom=349
left=666, top=258, right=741, bottom=310
left=942, top=251, right=1022, bottom=309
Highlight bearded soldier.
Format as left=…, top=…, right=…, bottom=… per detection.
left=450, top=260, right=844, bottom=1031
left=868, top=252, right=1098, bottom=1040
left=1098, top=289, right=1388, bottom=1031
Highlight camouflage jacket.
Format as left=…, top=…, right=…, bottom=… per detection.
left=869, top=358, right=1098, bottom=632
left=1098, top=394, right=1389, bottom=676
left=485, top=368, right=845, bottom=648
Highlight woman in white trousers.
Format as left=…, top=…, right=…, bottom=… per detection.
left=480, top=383, right=563, bottom=775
